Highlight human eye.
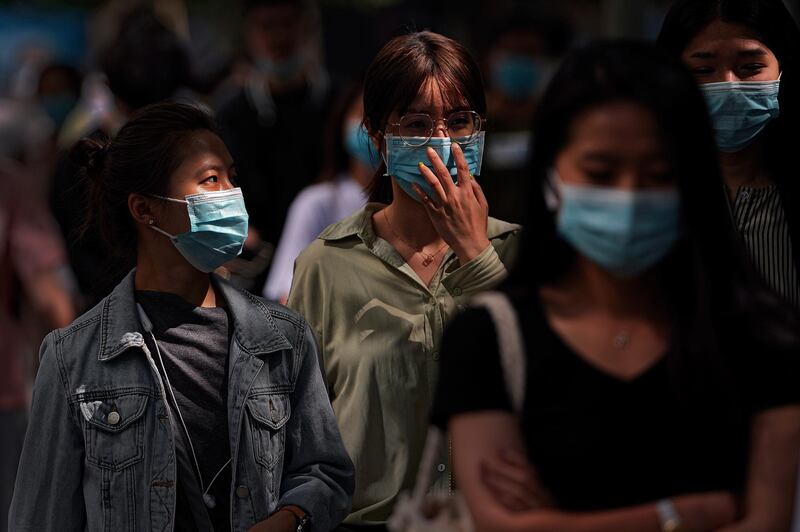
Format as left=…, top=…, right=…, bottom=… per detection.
left=201, top=175, right=219, bottom=185
left=739, top=63, right=766, bottom=77
left=691, top=66, right=715, bottom=76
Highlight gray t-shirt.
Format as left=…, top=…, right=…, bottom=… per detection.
left=136, top=290, right=231, bottom=532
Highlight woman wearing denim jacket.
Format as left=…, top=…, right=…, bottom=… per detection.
left=9, top=102, right=354, bottom=532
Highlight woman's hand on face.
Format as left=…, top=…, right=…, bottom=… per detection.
left=413, top=141, right=491, bottom=264
left=480, top=448, right=553, bottom=512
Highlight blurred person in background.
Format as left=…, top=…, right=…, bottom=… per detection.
left=263, top=82, right=373, bottom=303
left=433, top=41, right=800, bottom=532
left=51, top=6, right=193, bottom=308
left=659, top=0, right=800, bottom=308
left=480, top=8, right=572, bottom=224
left=36, top=63, right=82, bottom=143
left=0, top=156, right=75, bottom=532
left=288, top=31, right=520, bottom=529
left=10, top=101, right=353, bottom=532
left=215, top=0, right=333, bottom=285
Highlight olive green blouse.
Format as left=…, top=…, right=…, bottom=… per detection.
left=287, top=203, right=520, bottom=526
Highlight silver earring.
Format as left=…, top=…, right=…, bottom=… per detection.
left=148, top=219, right=155, bottom=226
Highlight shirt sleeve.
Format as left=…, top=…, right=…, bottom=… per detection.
left=430, top=307, right=512, bottom=429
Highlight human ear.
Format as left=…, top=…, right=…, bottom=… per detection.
left=128, top=193, right=157, bottom=227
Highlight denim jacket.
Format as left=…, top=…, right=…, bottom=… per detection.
left=9, top=270, right=354, bottom=532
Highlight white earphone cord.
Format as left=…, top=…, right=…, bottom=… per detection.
left=149, top=331, right=231, bottom=500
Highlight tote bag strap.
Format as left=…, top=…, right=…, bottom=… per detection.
left=471, top=291, right=527, bottom=413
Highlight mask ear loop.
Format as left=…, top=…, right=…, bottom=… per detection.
left=544, top=168, right=562, bottom=212
left=148, top=219, right=178, bottom=241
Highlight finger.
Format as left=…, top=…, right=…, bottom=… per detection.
left=451, top=142, right=472, bottom=187
left=470, top=177, right=489, bottom=211
left=486, top=455, right=538, bottom=490
left=426, top=147, right=458, bottom=197
left=481, top=463, right=537, bottom=511
left=417, top=162, right=448, bottom=204
left=412, top=183, right=443, bottom=215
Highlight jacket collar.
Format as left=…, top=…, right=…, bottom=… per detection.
left=98, top=270, right=291, bottom=362
left=319, top=203, right=521, bottom=244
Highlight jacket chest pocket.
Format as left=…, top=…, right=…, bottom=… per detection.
left=246, top=393, right=290, bottom=469
left=80, top=392, right=149, bottom=471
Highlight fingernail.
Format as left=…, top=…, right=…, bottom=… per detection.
left=418, top=162, right=425, bottom=169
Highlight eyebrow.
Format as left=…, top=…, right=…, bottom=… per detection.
left=688, top=47, right=768, bottom=59
left=194, top=162, right=236, bottom=177
left=404, top=105, right=472, bottom=115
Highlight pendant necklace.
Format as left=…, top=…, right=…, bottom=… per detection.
left=383, top=210, right=448, bottom=267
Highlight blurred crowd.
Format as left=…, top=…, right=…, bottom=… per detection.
left=3, top=0, right=800, bottom=531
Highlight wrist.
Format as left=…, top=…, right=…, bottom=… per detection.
left=277, top=505, right=310, bottom=531
left=454, top=238, right=491, bottom=264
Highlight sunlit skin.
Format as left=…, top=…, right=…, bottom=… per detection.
left=129, top=130, right=238, bottom=308
left=682, top=19, right=781, bottom=197
left=447, top=101, right=741, bottom=531
left=369, top=76, right=491, bottom=287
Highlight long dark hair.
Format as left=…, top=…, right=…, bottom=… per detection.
left=507, top=41, right=798, bottom=405
left=71, top=102, right=219, bottom=259
left=362, top=31, right=487, bottom=203
left=657, top=0, right=800, bottom=276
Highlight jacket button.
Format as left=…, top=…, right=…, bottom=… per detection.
left=236, top=486, right=249, bottom=498
left=437, top=463, right=446, bottom=473
left=453, top=287, right=463, bottom=296
left=107, top=411, right=121, bottom=425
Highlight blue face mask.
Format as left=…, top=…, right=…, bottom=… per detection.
left=344, top=122, right=379, bottom=169
left=492, top=55, right=542, bottom=100
left=254, top=53, right=305, bottom=82
left=149, top=188, right=250, bottom=273
left=384, top=132, right=485, bottom=202
left=41, top=93, right=76, bottom=129
left=555, top=181, right=681, bottom=278
left=700, top=79, right=780, bottom=152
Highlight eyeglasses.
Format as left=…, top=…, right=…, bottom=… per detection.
left=388, top=110, right=484, bottom=147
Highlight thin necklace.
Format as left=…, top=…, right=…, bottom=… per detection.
left=383, top=209, right=448, bottom=267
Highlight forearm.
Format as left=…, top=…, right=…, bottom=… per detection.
left=474, top=505, right=662, bottom=532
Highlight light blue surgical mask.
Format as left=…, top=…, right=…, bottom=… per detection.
left=384, top=132, right=485, bottom=202
left=555, top=180, right=681, bottom=278
left=344, top=122, right=379, bottom=169
left=254, top=52, right=305, bottom=82
left=492, top=55, right=543, bottom=100
left=700, top=78, right=780, bottom=152
left=149, top=188, right=249, bottom=273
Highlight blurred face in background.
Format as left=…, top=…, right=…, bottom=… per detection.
left=488, top=29, right=551, bottom=102
left=245, top=3, right=305, bottom=62
left=552, top=101, right=680, bottom=279
left=555, top=102, right=673, bottom=190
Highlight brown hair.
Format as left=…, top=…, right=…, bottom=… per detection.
left=70, top=101, right=219, bottom=259
left=363, top=31, right=487, bottom=203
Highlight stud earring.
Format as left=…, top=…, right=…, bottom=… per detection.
left=148, top=219, right=155, bottom=226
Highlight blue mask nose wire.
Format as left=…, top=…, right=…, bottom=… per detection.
left=137, top=303, right=232, bottom=509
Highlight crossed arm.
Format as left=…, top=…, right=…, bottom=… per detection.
left=450, top=405, right=800, bottom=532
